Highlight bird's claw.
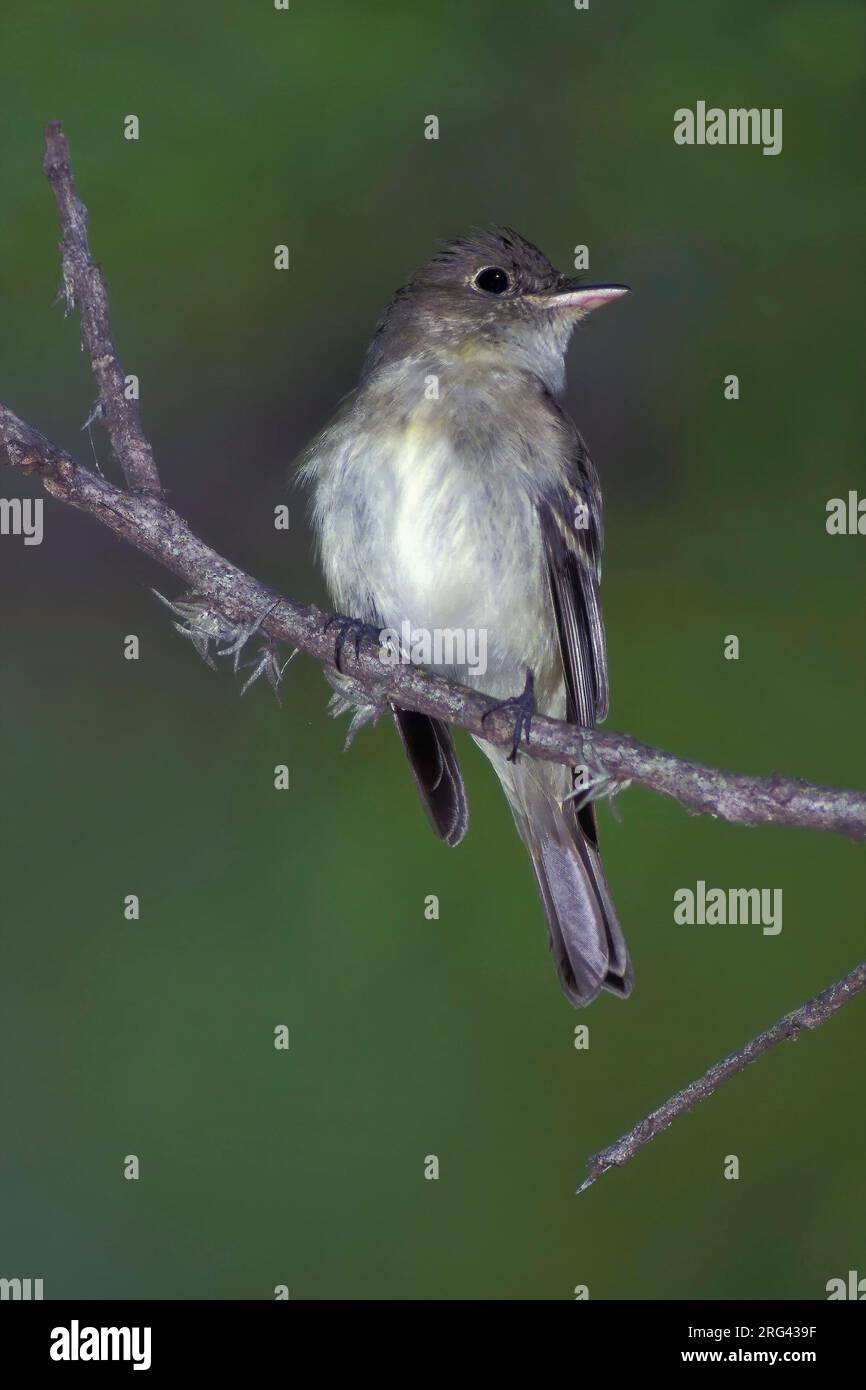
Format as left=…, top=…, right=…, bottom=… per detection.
left=482, top=667, right=535, bottom=763
left=322, top=613, right=382, bottom=673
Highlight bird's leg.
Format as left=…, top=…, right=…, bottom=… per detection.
left=482, top=667, right=536, bottom=763
left=322, top=612, right=383, bottom=673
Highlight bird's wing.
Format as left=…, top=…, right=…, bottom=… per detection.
left=536, top=421, right=609, bottom=730
left=391, top=706, right=469, bottom=847
left=526, top=415, right=631, bottom=1003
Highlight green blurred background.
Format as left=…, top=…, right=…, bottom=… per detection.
left=1, top=0, right=864, bottom=1300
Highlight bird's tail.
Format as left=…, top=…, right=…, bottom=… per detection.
left=484, top=748, right=633, bottom=1007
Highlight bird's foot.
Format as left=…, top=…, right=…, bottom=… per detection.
left=482, top=667, right=536, bottom=763
left=322, top=612, right=383, bottom=673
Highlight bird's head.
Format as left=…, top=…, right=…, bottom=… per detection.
left=363, top=226, right=628, bottom=392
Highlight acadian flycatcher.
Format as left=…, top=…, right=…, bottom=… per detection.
left=302, top=227, right=631, bottom=1006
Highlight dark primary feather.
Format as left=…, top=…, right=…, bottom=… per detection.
left=537, top=412, right=608, bottom=728
left=391, top=707, right=469, bottom=847
left=531, top=421, right=632, bottom=1002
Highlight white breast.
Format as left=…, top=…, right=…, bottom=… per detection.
left=311, top=368, right=564, bottom=703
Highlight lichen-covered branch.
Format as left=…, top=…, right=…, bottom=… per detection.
left=42, top=120, right=161, bottom=495
left=3, top=396, right=865, bottom=841
left=577, top=957, right=866, bottom=1194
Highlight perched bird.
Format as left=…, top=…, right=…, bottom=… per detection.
left=301, top=227, right=631, bottom=1006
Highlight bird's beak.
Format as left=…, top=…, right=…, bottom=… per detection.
left=537, top=282, right=630, bottom=314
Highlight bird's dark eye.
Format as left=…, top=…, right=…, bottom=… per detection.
left=474, top=266, right=510, bottom=295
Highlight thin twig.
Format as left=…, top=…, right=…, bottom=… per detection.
left=42, top=121, right=161, bottom=495
left=577, top=957, right=866, bottom=1193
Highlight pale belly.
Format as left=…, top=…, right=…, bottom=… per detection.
left=329, top=427, right=563, bottom=707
